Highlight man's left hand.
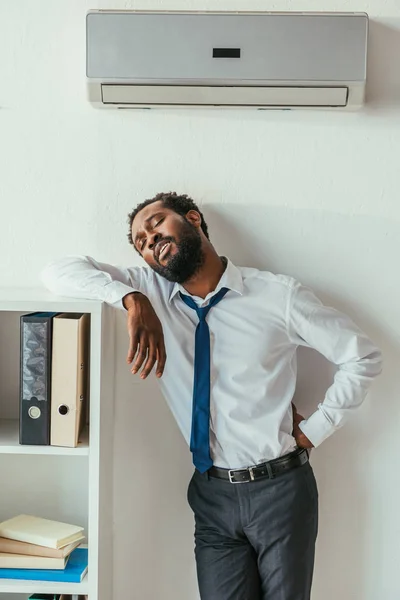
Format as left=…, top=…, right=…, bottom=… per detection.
left=291, top=403, right=314, bottom=449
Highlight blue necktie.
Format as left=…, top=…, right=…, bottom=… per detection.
left=180, top=287, right=229, bottom=473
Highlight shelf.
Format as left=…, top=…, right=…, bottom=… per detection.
left=0, top=572, right=89, bottom=594
left=0, top=420, right=89, bottom=455
left=0, top=287, right=103, bottom=314
left=0, top=292, right=114, bottom=599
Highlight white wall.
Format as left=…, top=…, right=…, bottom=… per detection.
left=0, top=1, right=399, bottom=598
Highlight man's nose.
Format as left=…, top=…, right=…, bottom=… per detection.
left=149, top=233, right=162, bottom=250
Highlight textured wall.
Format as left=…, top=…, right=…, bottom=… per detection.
left=0, top=1, right=399, bottom=598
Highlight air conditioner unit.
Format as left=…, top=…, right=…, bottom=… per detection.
left=86, top=11, right=368, bottom=111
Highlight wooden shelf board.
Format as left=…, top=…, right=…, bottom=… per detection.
left=0, top=419, right=89, bottom=456
left=0, top=287, right=103, bottom=314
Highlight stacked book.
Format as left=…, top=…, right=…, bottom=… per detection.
left=20, top=312, right=90, bottom=448
left=0, top=515, right=88, bottom=583
left=28, top=595, right=88, bottom=599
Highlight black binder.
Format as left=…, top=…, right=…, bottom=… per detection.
left=19, top=312, right=59, bottom=445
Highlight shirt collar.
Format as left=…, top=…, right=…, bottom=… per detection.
left=168, top=257, right=243, bottom=304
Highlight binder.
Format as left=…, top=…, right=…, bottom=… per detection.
left=50, top=313, right=90, bottom=447
left=19, top=312, right=59, bottom=445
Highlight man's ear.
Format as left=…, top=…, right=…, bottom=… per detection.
left=185, top=210, right=202, bottom=229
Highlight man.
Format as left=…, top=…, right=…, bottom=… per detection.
left=42, top=191, right=382, bottom=600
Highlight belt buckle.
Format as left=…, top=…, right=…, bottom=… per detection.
left=228, top=467, right=255, bottom=484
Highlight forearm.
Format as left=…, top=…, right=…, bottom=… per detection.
left=41, top=255, right=140, bottom=308
left=123, top=291, right=145, bottom=310
left=288, top=280, right=383, bottom=447
left=299, top=349, right=382, bottom=447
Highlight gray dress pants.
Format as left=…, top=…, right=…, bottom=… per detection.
left=187, top=459, right=318, bottom=600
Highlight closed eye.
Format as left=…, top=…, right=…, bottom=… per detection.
left=138, top=217, right=165, bottom=252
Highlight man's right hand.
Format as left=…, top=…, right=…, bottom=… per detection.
left=123, top=292, right=167, bottom=379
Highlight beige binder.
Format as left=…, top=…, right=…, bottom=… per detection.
left=50, top=313, right=90, bottom=447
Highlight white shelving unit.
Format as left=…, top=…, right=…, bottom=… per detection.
left=0, top=289, right=115, bottom=600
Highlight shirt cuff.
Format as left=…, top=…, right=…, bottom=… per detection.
left=298, top=405, right=338, bottom=448
left=104, top=281, right=140, bottom=310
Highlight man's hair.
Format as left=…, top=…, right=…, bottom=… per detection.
left=127, top=191, right=210, bottom=247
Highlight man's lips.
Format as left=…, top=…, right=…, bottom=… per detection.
left=155, top=241, right=171, bottom=261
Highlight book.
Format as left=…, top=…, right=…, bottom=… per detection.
left=29, top=595, right=61, bottom=600
left=51, top=313, right=89, bottom=448
left=29, top=593, right=90, bottom=598
left=0, top=547, right=88, bottom=582
left=0, top=515, right=84, bottom=549
left=0, top=551, right=68, bottom=570
left=0, top=537, right=81, bottom=558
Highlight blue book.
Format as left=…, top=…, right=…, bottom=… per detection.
left=0, top=547, right=88, bottom=582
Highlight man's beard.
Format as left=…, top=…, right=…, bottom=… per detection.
left=151, top=221, right=205, bottom=284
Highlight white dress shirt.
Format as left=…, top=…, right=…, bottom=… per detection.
left=41, top=256, right=382, bottom=469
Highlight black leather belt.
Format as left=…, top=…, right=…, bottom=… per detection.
left=208, top=447, right=309, bottom=484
